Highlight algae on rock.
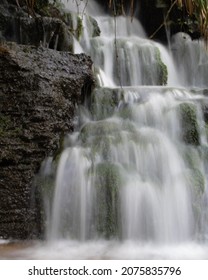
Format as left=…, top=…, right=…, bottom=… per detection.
left=178, top=102, right=200, bottom=146
left=90, top=88, right=121, bottom=120
left=94, top=162, right=122, bottom=238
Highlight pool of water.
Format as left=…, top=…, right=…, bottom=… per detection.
left=1, top=240, right=208, bottom=260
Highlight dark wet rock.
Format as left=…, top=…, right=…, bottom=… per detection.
left=0, top=1, right=100, bottom=52
left=0, top=5, right=74, bottom=51
left=0, top=42, right=94, bottom=239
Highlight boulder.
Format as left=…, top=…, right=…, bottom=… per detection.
left=0, top=42, right=94, bottom=239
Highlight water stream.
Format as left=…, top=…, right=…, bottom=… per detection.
left=2, top=0, right=208, bottom=259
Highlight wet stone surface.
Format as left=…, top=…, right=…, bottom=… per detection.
left=0, top=41, right=94, bottom=239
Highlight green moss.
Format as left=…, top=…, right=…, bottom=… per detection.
left=178, top=103, right=200, bottom=145
left=90, top=88, right=121, bottom=120
left=118, top=103, right=135, bottom=120
left=183, top=165, right=205, bottom=227
left=94, top=162, right=122, bottom=238
left=79, top=120, right=121, bottom=144
left=186, top=167, right=205, bottom=224
left=76, top=16, right=83, bottom=40
left=90, top=136, right=113, bottom=161
left=79, top=118, right=140, bottom=163
left=182, top=146, right=201, bottom=169
left=190, top=168, right=205, bottom=194
left=79, top=121, right=122, bottom=162
left=155, top=47, right=168, bottom=85
left=79, top=118, right=139, bottom=146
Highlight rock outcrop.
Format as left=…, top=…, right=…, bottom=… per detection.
left=0, top=0, right=74, bottom=51
left=0, top=0, right=100, bottom=52
left=0, top=41, right=94, bottom=239
left=0, top=0, right=95, bottom=240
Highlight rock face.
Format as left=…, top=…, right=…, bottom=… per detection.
left=0, top=42, right=94, bottom=239
left=0, top=0, right=100, bottom=52
left=0, top=0, right=95, bottom=240
left=0, top=1, right=74, bottom=51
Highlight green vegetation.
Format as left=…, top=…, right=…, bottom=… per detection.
left=178, top=103, right=200, bottom=145
left=90, top=88, right=120, bottom=120
left=79, top=120, right=121, bottom=144
left=79, top=120, right=121, bottom=160
left=17, top=1, right=208, bottom=42
left=118, top=103, right=133, bottom=119
left=107, top=0, right=208, bottom=42
left=155, top=47, right=168, bottom=85
left=191, top=168, right=205, bottom=194
left=76, top=16, right=83, bottom=39
left=176, top=0, right=208, bottom=41
left=94, top=162, right=122, bottom=238
left=182, top=146, right=201, bottom=169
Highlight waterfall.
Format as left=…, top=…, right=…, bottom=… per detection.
left=40, top=0, right=208, bottom=258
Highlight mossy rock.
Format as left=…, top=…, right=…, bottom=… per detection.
left=62, top=12, right=100, bottom=42
left=155, top=47, right=168, bottom=86
left=90, top=88, right=121, bottom=120
left=191, top=168, right=205, bottom=194
left=140, top=45, right=168, bottom=85
left=185, top=167, right=205, bottom=225
left=79, top=119, right=122, bottom=161
left=118, top=103, right=133, bottom=119
left=186, top=168, right=205, bottom=196
left=37, top=8, right=83, bottom=42
left=182, top=146, right=201, bottom=169
left=65, top=14, right=83, bottom=41
left=93, top=162, right=122, bottom=238
left=91, top=134, right=123, bottom=161
left=178, top=102, right=200, bottom=145
left=79, top=118, right=139, bottom=151
left=76, top=16, right=83, bottom=39
left=79, top=119, right=121, bottom=144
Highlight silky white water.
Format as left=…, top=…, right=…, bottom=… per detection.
left=46, top=86, right=208, bottom=244
left=2, top=0, right=208, bottom=259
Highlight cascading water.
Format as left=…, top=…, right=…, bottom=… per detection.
left=22, top=0, right=208, bottom=258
